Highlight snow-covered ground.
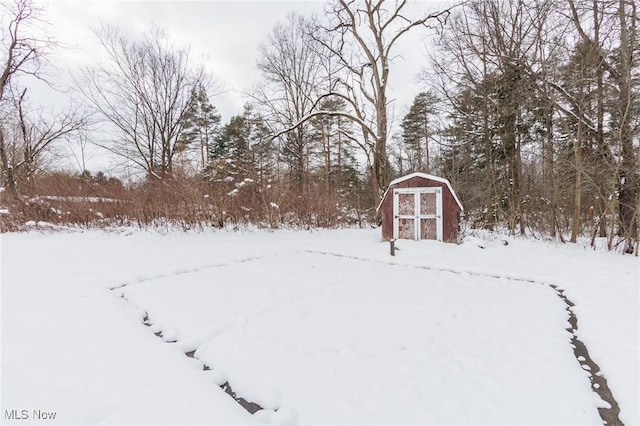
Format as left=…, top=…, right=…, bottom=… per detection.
left=1, top=227, right=638, bottom=425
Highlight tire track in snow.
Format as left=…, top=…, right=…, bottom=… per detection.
left=304, top=249, right=624, bottom=426
left=112, top=278, right=273, bottom=418
left=109, top=251, right=320, bottom=418
left=108, top=253, right=280, bottom=291
left=549, top=285, right=623, bottom=426
left=109, top=248, right=623, bottom=425
left=110, top=254, right=345, bottom=420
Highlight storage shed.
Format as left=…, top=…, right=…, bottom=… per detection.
left=377, top=172, right=463, bottom=243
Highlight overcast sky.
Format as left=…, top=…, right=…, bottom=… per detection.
left=37, top=1, right=325, bottom=118
left=27, top=0, right=449, bottom=173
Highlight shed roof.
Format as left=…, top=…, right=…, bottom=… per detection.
left=376, top=172, right=464, bottom=212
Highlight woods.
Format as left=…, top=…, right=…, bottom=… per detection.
left=424, top=0, right=638, bottom=252
left=0, top=0, right=638, bottom=253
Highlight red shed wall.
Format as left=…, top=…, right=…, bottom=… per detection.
left=380, top=176, right=461, bottom=243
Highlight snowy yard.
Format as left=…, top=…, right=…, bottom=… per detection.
left=1, top=227, right=638, bottom=425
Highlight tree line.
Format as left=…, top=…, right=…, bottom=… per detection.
left=0, top=0, right=637, bottom=253
left=412, top=0, right=638, bottom=253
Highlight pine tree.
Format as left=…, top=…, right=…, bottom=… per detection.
left=309, top=97, right=359, bottom=192
left=401, top=91, right=439, bottom=173
left=179, top=84, right=221, bottom=171
left=209, top=104, right=274, bottom=185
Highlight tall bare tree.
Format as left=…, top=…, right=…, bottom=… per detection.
left=1, top=0, right=47, bottom=197
left=255, top=13, right=324, bottom=192
left=78, top=25, right=209, bottom=180
left=318, top=0, right=453, bottom=203
left=1, top=0, right=87, bottom=197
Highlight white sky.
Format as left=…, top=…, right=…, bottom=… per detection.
left=27, top=0, right=450, bottom=173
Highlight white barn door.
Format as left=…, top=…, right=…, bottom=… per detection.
left=393, top=188, right=443, bottom=241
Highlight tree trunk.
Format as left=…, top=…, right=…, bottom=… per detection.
left=337, top=121, right=342, bottom=188
left=371, top=145, right=387, bottom=205
left=324, top=124, right=330, bottom=192
left=571, top=119, right=583, bottom=243
left=616, top=0, right=638, bottom=253
left=516, top=124, right=525, bottom=236
left=372, top=88, right=389, bottom=204
left=0, top=128, right=19, bottom=200
left=544, top=103, right=556, bottom=237
left=502, top=107, right=518, bottom=236
left=598, top=197, right=607, bottom=238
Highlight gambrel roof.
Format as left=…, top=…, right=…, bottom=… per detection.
left=376, top=172, right=464, bottom=212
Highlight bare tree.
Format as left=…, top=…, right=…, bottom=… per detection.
left=254, top=13, right=324, bottom=192
left=0, top=0, right=54, bottom=102
left=1, top=0, right=46, bottom=196
left=429, top=0, right=557, bottom=234
left=1, top=0, right=87, bottom=197
left=4, top=88, right=89, bottom=184
left=427, top=4, right=500, bottom=230
left=263, top=1, right=454, bottom=204
left=427, top=0, right=637, bottom=250
left=67, top=129, right=92, bottom=173
left=317, top=0, right=453, bottom=203
left=77, top=25, right=209, bottom=180
left=614, top=0, right=638, bottom=253
left=568, top=0, right=639, bottom=252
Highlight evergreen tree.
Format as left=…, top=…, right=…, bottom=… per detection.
left=179, top=83, right=221, bottom=171
left=309, top=97, right=359, bottom=192
left=401, top=91, right=439, bottom=173
left=438, top=81, right=502, bottom=229
left=209, top=104, right=275, bottom=185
